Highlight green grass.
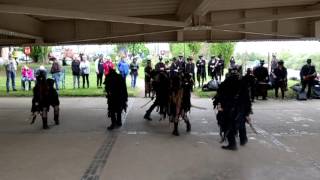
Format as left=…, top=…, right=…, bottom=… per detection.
left=0, top=63, right=300, bottom=99
left=0, top=63, right=140, bottom=97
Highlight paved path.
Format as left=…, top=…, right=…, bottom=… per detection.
left=0, top=97, right=320, bottom=180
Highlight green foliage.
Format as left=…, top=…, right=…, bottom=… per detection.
left=170, top=43, right=191, bottom=57
left=169, top=43, right=202, bottom=58
left=209, top=42, right=236, bottom=67
left=30, top=46, right=51, bottom=63
left=187, top=43, right=202, bottom=56
left=115, top=43, right=150, bottom=58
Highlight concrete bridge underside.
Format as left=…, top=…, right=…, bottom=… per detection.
left=2, top=0, right=320, bottom=45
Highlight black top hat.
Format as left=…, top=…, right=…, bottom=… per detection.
left=307, top=59, right=312, bottom=64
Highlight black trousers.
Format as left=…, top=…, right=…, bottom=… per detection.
left=301, top=80, right=313, bottom=98
left=226, top=113, right=247, bottom=147
left=274, top=81, right=285, bottom=99
left=110, top=110, right=122, bottom=126
left=146, top=98, right=160, bottom=115
left=97, top=73, right=103, bottom=87
left=82, top=74, right=89, bottom=88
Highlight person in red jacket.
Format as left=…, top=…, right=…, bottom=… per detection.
left=103, top=56, right=114, bottom=78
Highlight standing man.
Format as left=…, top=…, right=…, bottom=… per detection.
left=213, top=67, right=252, bottom=150
left=50, top=57, right=62, bottom=91
left=129, top=57, right=139, bottom=88
left=155, top=56, right=166, bottom=72
left=243, top=68, right=256, bottom=102
left=71, top=57, right=81, bottom=89
left=272, top=60, right=287, bottom=99
left=104, top=69, right=128, bottom=130
left=95, top=55, right=104, bottom=88
left=177, top=55, right=186, bottom=72
left=5, top=55, right=17, bottom=93
left=196, top=55, right=206, bottom=88
left=229, top=56, right=236, bottom=68
left=208, top=56, right=216, bottom=80
left=300, top=59, right=317, bottom=99
left=144, top=59, right=153, bottom=98
left=216, top=55, right=225, bottom=82
left=185, top=57, right=195, bottom=89
left=253, top=60, right=269, bottom=100
left=117, top=57, right=129, bottom=80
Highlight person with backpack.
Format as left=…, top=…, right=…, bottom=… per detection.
left=71, top=57, right=81, bottom=89
left=80, top=54, right=90, bottom=88
left=50, top=57, right=62, bottom=91
left=5, top=55, right=17, bottom=93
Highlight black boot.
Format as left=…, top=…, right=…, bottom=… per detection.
left=54, top=114, right=59, bottom=125
left=221, top=145, right=237, bottom=151
left=172, top=122, right=180, bottom=136
left=42, top=117, right=49, bottom=129
left=30, top=114, right=37, bottom=124
left=144, top=113, right=152, bottom=121
left=185, top=120, right=191, bottom=132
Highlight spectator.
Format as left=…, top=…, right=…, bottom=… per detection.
left=35, top=65, right=47, bottom=81
left=71, top=57, right=81, bottom=89
left=129, top=57, right=139, bottom=88
left=5, top=55, right=17, bottom=93
left=60, top=58, right=69, bottom=89
left=117, top=57, right=129, bottom=80
left=95, top=55, right=104, bottom=88
left=80, top=54, right=90, bottom=88
left=103, top=56, right=114, bottom=78
left=50, top=57, right=62, bottom=91
left=21, top=65, right=35, bottom=91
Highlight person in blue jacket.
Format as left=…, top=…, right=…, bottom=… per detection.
left=117, top=58, right=130, bottom=80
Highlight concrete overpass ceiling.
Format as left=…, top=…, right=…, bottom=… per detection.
left=0, top=0, right=180, bottom=16
left=1, top=0, right=320, bottom=45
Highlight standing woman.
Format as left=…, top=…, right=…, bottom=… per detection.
left=71, top=56, right=81, bottom=89
left=80, top=54, right=90, bottom=88
left=95, top=55, right=104, bottom=88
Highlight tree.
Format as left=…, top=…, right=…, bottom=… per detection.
left=169, top=43, right=202, bottom=58
left=209, top=42, right=236, bottom=67
left=30, top=46, right=51, bottom=63
left=115, top=43, right=149, bottom=59
left=170, top=43, right=191, bottom=57
left=187, top=43, right=202, bottom=57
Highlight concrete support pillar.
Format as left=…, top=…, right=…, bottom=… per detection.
left=314, top=21, right=320, bottom=38
left=177, top=30, right=184, bottom=41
